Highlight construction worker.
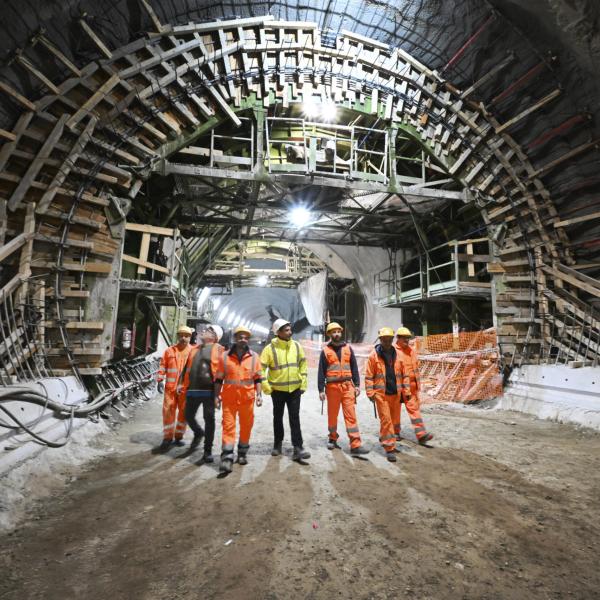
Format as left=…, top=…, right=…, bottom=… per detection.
left=155, top=325, right=195, bottom=452
left=260, top=318, right=311, bottom=462
left=364, top=327, right=409, bottom=462
left=214, top=326, right=263, bottom=474
left=178, top=324, right=225, bottom=463
left=395, top=327, right=434, bottom=444
left=318, top=322, right=369, bottom=456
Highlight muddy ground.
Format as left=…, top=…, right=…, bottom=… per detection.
left=1, top=371, right=600, bottom=600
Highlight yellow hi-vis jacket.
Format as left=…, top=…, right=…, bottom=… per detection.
left=260, top=337, right=308, bottom=395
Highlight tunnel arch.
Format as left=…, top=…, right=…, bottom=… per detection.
left=0, top=11, right=597, bottom=381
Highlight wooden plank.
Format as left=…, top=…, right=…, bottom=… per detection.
left=0, top=80, right=36, bottom=111
left=37, top=116, right=98, bottom=214
left=66, top=74, right=120, bottom=130
left=0, top=232, right=33, bottom=262
left=0, top=111, right=34, bottom=172
left=46, top=288, right=90, bottom=298
left=34, top=261, right=112, bottom=274
left=16, top=203, right=35, bottom=305
left=79, top=18, right=113, bottom=59
left=0, top=128, right=16, bottom=142
left=122, top=254, right=170, bottom=274
left=44, top=321, right=105, bottom=330
left=460, top=53, right=515, bottom=99
left=139, top=0, right=163, bottom=32
left=542, top=264, right=600, bottom=299
left=7, top=115, right=68, bottom=211
left=466, top=242, right=475, bottom=277
left=495, top=89, right=561, bottom=134
left=137, top=232, right=151, bottom=275
left=15, top=53, right=60, bottom=95
left=125, top=222, right=175, bottom=236
left=36, top=34, right=82, bottom=77
left=553, top=209, right=600, bottom=228
left=531, top=138, right=600, bottom=179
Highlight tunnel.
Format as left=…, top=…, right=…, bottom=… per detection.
left=0, top=1, right=600, bottom=598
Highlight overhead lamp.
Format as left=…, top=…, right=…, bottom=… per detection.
left=289, top=206, right=312, bottom=229
left=256, top=274, right=269, bottom=287
left=321, top=99, right=338, bottom=122
left=302, top=96, right=320, bottom=119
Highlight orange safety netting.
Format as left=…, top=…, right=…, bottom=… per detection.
left=300, top=328, right=502, bottom=404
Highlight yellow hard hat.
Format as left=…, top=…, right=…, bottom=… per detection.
left=233, top=325, right=252, bottom=337
left=396, top=327, right=412, bottom=337
left=177, top=325, right=194, bottom=336
left=378, top=327, right=395, bottom=338
left=326, top=322, right=343, bottom=334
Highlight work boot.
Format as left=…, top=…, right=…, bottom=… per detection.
left=190, top=432, right=204, bottom=450
left=154, top=439, right=172, bottom=453
left=395, top=433, right=402, bottom=441
left=327, top=439, right=340, bottom=450
left=292, top=447, right=311, bottom=461
left=386, top=451, right=397, bottom=462
left=238, top=454, right=248, bottom=466
left=202, top=450, right=214, bottom=463
left=173, top=438, right=186, bottom=447
left=271, top=443, right=282, bottom=456
left=350, top=446, right=370, bottom=456
left=219, top=456, right=233, bottom=474
left=418, top=432, right=434, bottom=445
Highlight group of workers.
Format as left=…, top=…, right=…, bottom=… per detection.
left=156, top=318, right=433, bottom=474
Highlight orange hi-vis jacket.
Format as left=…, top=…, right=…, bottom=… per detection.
left=395, top=343, right=420, bottom=397
left=323, top=344, right=353, bottom=387
left=158, top=344, right=193, bottom=391
left=180, top=343, right=224, bottom=393
left=364, top=347, right=409, bottom=399
left=216, top=349, right=262, bottom=402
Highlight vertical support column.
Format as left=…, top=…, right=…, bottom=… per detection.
left=17, top=202, right=35, bottom=307
left=388, top=126, right=398, bottom=192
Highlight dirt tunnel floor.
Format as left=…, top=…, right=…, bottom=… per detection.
left=1, top=372, right=600, bottom=600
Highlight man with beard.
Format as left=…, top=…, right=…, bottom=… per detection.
left=318, top=322, right=369, bottom=456
left=214, top=326, right=263, bottom=474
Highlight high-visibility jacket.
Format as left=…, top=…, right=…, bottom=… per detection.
left=323, top=344, right=353, bottom=388
left=157, top=344, right=193, bottom=391
left=395, top=342, right=420, bottom=397
left=180, top=343, right=224, bottom=393
left=364, top=346, right=409, bottom=400
left=260, top=337, right=307, bottom=395
left=216, top=348, right=262, bottom=402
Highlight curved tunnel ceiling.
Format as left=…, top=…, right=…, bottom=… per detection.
left=0, top=1, right=599, bottom=376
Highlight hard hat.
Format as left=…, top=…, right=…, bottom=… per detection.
left=326, top=322, right=343, bottom=334
left=396, top=327, right=412, bottom=337
left=378, top=326, right=395, bottom=338
left=207, top=324, right=223, bottom=341
left=233, top=325, right=252, bottom=337
left=272, top=318, right=291, bottom=334
left=177, top=325, right=194, bottom=335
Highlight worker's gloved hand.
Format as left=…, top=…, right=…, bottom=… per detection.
left=354, top=387, right=360, bottom=398
left=256, top=394, right=263, bottom=407
left=157, top=381, right=164, bottom=394
left=215, top=396, right=222, bottom=410
left=319, top=391, right=326, bottom=402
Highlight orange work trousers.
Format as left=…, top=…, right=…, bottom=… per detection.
left=374, top=393, right=399, bottom=452
left=221, top=395, right=255, bottom=455
left=326, top=382, right=362, bottom=449
left=400, top=393, right=429, bottom=441
left=163, top=388, right=187, bottom=441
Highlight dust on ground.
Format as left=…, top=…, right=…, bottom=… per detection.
left=1, top=371, right=599, bottom=600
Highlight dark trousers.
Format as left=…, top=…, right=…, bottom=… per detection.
left=185, top=394, right=215, bottom=452
left=272, top=388, right=303, bottom=448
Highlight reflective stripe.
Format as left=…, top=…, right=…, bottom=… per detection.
left=238, top=443, right=250, bottom=450
left=166, top=377, right=177, bottom=382
left=222, top=444, right=234, bottom=452
left=411, top=418, right=424, bottom=425
left=270, top=343, right=279, bottom=369
left=347, top=427, right=360, bottom=433
left=167, top=368, right=179, bottom=373
left=372, top=374, right=385, bottom=380
left=328, top=426, right=337, bottom=433
left=414, top=426, right=426, bottom=434
left=223, top=378, right=255, bottom=385
left=372, top=384, right=386, bottom=390
left=163, top=424, right=175, bottom=430
left=270, top=380, right=302, bottom=388
left=269, top=362, right=299, bottom=371
left=326, top=376, right=352, bottom=384
left=380, top=434, right=396, bottom=441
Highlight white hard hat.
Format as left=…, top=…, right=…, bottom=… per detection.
left=207, top=324, right=223, bottom=342
left=272, top=318, right=291, bottom=334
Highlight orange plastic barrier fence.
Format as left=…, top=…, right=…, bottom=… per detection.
left=300, top=328, right=502, bottom=404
